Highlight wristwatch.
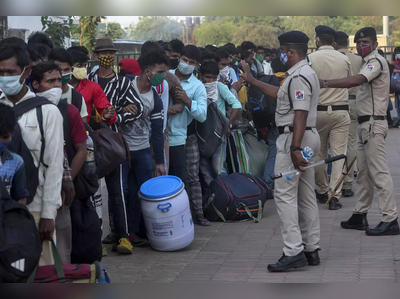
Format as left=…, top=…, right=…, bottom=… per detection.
left=323, top=80, right=329, bottom=88
left=290, top=145, right=303, bottom=153
left=229, top=123, right=233, bottom=129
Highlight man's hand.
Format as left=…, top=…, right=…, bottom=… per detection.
left=155, top=164, right=166, bottom=177
left=394, top=69, right=400, bottom=74
left=39, top=218, right=55, bottom=241
left=319, top=79, right=324, bottom=88
left=123, top=104, right=138, bottom=115
left=220, top=78, right=230, bottom=86
left=62, top=181, right=75, bottom=207
left=232, top=78, right=245, bottom=92
left=291, top=150, right=308, bottom=172
left=174, top=88, right=191, bottom=107
left=239, top=61, right=256, bottom=85
left=102, top=106, right=115, bottom=120
left=226, top=127, right=231, bottom=137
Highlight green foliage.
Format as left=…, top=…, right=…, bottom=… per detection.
left=41, top=16, right=73, bottom=48
left=98, top=22, right=125, bottom=40
left=78, top=16, right=104, bottom=54
left=391, top=17, right=400, bottom=47
left=194, top=20, right=235, bottom=46
left=130, top=16, right=183, bottom=41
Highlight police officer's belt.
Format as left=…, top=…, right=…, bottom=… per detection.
left=277, top=126, right=314, bottom=135
left=348, top=95, right=356, bottom=100
left=357, top=115, right=386, bottom=124
left=317, top=105, right=349, bottom=111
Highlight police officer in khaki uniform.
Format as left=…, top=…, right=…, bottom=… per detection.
left=241, top=31, right=321, bottom=272
left=334, top=31, right=363, bottom=197
left=308, top=25, right=351, bottom=210
left=320, top=27, right=399, bottom=236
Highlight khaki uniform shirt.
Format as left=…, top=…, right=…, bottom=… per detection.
left=338, top=49, right=363, bottom=97
left=356, top=49, right=390, bottom=117
left=275, top=59, right=320, bottom=127
left=308, top=45, right=351, bottom=106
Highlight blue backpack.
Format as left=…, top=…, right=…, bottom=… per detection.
left=391, top=73, right=400, bottom=93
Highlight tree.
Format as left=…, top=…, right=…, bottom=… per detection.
left=101, top=22, right=125, bottom=40
left=130, top=16, right=183, bottom=41
left=41, top=16, right=73, bottom=48
left=194, top=20, right=235, bottom=46
left=391, top=17, right=400, bottom=47
left=79, top=16, right=104, bottom=53
left=233, top=23, right=282, bottom=48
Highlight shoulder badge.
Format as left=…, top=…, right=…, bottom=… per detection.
left=295, top=90, right=304, bottom=100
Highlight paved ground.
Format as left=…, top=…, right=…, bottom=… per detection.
left=99, top=128, right=400, bottom=283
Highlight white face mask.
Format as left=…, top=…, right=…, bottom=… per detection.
left=36, top=87, right=63, bottom=105
left=219, top=66, right=230, bottom=79
left=204, top=81, right=218, bottom=103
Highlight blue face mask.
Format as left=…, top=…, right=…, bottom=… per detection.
left=397, top=54, right=400, bottom=60
left=0, top=140, right=10, bottom=153
left=178, top=61, right=195, bottom=76
left=279, top=52, right=288, bottom=65
left=0, top=67, right=26, bottom=96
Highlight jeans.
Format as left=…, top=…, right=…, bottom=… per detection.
left=126, top=148, right=155, bottom=235
left=169, top=145, right=191, bottom=202
left=263, top=127, right=279, bottom=190
left=396, top=93, right=400, bottom=124
left=199, top=141, right=223, bottom=194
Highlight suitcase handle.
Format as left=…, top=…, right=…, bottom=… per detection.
left=157, top=203, right=172, bottom=212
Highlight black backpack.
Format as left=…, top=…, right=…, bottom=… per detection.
left=0, top=178, right=42, bottom=283
left=248, top=74, right=281, bottom=128
left=196, top=99, right=229, bottom=159
left=70, top=198, right=102, bottom=264
left=7, top=97, right=54, bottom=205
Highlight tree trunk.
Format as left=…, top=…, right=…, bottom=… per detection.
left=0, top=16, right=8, bottom=40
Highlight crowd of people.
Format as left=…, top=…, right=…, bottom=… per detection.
left=0, top=23, right=400, bottom=276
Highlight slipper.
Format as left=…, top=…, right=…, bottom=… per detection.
left=129, top=234, right=150, bottom=247
left=196, top=217, right=211, bottom=226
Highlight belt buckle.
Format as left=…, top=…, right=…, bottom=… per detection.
left=284, top=126, right=291, bottom=134
left=327, top=105, right=333, bottom=115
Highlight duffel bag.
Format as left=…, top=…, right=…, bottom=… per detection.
left=27, top=241, right=100, bottom=283
left=203, top=173, right=270, bottom=223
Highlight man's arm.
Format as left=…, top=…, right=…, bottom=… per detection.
left=93, top=83, right=117, bottom=124
left=118, top=77, right=144, bottom=123
left=319, top=75, right=367, bottom=89
left=150, top=95, right=166, bottom=177
left=185, top=84, right=207, bottom=123
left=240, top=60, right=279, bottom=99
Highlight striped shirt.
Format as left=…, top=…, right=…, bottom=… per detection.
left=87, top=70, right=143, bottom=132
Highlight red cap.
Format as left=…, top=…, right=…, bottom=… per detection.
left=118, top=58, right=141, bottom=76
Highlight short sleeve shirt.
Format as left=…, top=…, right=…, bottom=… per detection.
left=356, top=50, right=390, bottom=117
left=338, top=49, right=363, bottom=97
left=68, top=104, right=88, bottom=145
left=275, top=59, right=320, bottom=127
left=62, top=86, right=88, bottom=119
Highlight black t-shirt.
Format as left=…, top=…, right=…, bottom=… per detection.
left=98, top=76, right=115, bottom=91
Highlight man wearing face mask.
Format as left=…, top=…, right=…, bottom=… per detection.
left=120, top=50, right=166, bottom=244
left=48, top=48, right=88, bottom=122
left=169, top=45, right=208, bottom=226
left=67, top=47, right=116, bottom=125
left=199, top=59, right=241, bottom=192
left=167, top=39, right=185, bottom=70
left=240, top=31, right=321, bottom=272
left=257, top=46, right=273, bottom=76
left=320, top=27, right=399, bottom=236
left=87, top=38, right=143, bottom=251
left=0, top=43, right=64, bottom=266
left=31, top=61, right=88, bottom=264
left=308, top=25, right=351, bottom=210
left=241, top=41, right=265, bottom=78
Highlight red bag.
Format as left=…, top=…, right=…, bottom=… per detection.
left=27, top=241, right=100, bottom=283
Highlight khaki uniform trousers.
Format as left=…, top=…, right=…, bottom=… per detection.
left=354, top=120, right=397, bottom=222
left=274, top=129, right=321, bottom=256
left=31, top=211, right=56, bottom=266
left=315, top=110, right=350, bottom=198
left=343, top=100, right=358, bottom=190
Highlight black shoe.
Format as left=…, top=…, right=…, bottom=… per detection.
left=329, top=197, right=342, bottom=210
left=365, top=218, right=400, bottom=236
left=267, top=251, right=308, bottom=272
left=316, top=191, right=328, bottom=204
left=342, top=189, right=354, bottom=197
left=341, top=213, right=369, bottom=230
left=102, top=232, right=117, bottom=244
left=304, top=249, right=321, bottom=266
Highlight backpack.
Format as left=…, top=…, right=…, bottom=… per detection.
left=248, top=74, right=281, bottom=128
left=70, top=198, right=102, bottom=265
left=391, top=73, right=400, bottom=93
left=7, top=97, right=53, bottom=205
left=0, top=178, right=42, bottom=283
left=203, top=173, right=270, bottom=223
left=196, top=99, right=229, bottom=159
left=70, top=88, right=83, bottom=114
left=58, top=99, right=99, bottom=200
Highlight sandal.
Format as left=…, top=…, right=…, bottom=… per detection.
left=196, top=216, right=211, bottom=226
left=129, top=234, right=150, bottom=247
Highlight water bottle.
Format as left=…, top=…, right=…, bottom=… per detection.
left=287, top=146, right=314, bottom=180
left=85, top=132, right=96, bottom=175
